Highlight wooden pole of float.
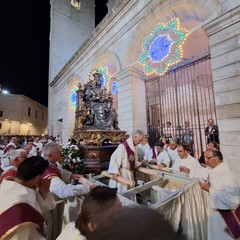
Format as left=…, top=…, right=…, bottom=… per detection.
left=101, top=170, right=135, bottom=188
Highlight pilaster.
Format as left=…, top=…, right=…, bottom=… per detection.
left=115, top=67, right=147, bottom=135
left=204, top=5, right=240, bottom=171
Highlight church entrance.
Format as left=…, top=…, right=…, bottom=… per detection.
left=146, top=53, right=217, bottom=158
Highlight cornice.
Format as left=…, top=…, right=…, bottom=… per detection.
left=50, top=0, right=160, bottom=87
left=203, top=5, right=240, bottom=36
left=50, top=0, right=132, bottom=87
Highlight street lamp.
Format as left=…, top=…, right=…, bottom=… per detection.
left=0, top=85, right=10, bottom=94
left=2, top=90, right=9, bottom=94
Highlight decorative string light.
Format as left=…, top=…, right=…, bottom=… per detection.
left=111, top=81, right=118, bottom=95
left=139, top=18, right=189, bottom=76
left=97, top=66, right=111, bottom=90
left=71, top=0, right=81, bottom=10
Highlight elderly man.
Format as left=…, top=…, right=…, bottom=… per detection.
left=42, top=142, right=96, bottom=239
left=108, top=130, right=145, bottom=193
left=198, top=141, right=219, bottom=166
left=0, top=149, right=27, bottom=184
left=0, top=156, right=56, bottom=240
left=42, top=142, right=95, bottom=199
left=199, top=149, right=240, bottom=240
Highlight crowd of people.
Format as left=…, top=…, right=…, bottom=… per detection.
left=0, top=127, right=239, bottom=240
left=0, top=135, right=97, bottom=239
left=148, top=118, right=220, bottom=156
left=107, top=129, right=240, bottom=240
left=0, top=134, right=186, bottom=240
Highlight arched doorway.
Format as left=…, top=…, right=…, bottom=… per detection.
left=126, top=2, right=220, bottom=157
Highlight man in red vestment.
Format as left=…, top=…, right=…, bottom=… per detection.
left=0, top=156, right=56, bottom=240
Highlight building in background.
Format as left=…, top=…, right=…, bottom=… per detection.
left=49, top=0, right=95, bottom=81
left=0, top=94, right=47, bottom=135
left=48, top=0, right=96, bottom=140
left=48, top=0, right=240, bottom=171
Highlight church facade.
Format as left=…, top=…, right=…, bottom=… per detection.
left=48, top=0, right=240, bottom=171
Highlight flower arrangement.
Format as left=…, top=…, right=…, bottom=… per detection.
left=59, top=145, right=85, bottom=174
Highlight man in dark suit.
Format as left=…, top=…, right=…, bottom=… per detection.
left=205, top=118, right=219, bottom=144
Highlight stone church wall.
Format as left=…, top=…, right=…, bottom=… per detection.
left=49, top=0, right=240, bottom=171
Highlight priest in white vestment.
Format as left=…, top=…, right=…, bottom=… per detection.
left=108, top=130, right=145, bottom=193
left=1, top=137, right=17, bottom=170
left=199, top=149, right=240, bottom=240
left=171, top=143, right=201, bottom=172
left=41, top=142, right=97, bottom=240
left=147, top=141, right=171, bottom=168
left=0, top=156, right=56, bottom=240
left=166, top=138, right=180, bottom=167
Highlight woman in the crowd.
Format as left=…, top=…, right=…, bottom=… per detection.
left=160, top=136, right=170, bottom=150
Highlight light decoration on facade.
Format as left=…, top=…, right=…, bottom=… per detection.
left=97, top=67, right=111, bottom=89
left=71, top=0, right=81, bottom=10
left=111, top=81, right=118, bottom=95
left=139, top=18, right=189, bottom=76
left=69, top=85, right=79, bottom=109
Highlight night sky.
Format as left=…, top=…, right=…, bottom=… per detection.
left=0, top=1, right=50, bottom=107
left=0, top=0, right=107, bottom=107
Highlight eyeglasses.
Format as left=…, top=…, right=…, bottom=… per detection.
left=204, top=155, right=216, bottom=160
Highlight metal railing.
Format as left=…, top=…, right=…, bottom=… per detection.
left=146, top=54, right=217, bottom=158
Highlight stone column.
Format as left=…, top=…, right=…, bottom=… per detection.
left=115, top=67, right=147, bottom=135
left=204, top=6, right=240, bottom=171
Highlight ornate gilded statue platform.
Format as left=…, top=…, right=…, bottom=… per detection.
left=73, top=71, right=127, bottom=172
left=73, top=130, right=127, bottom=146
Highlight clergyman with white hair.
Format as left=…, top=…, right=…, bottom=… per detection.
left=0, top=149, right=27, bottom=184
left=108, top=130, right=145, bottom=193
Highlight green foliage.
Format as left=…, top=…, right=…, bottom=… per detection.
left=59, top=145, right=85, bottom=174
